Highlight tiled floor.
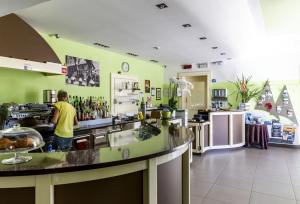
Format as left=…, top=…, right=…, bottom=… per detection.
left=190, top=146, right=300, bottom=204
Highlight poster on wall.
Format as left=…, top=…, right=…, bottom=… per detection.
left=145, top=80, right=150, bottom=93
left=65, top=55, right=100, bottom=87
left=156, top=88, right=161, bottom=100
left=151, top=87, right=155, bottom=96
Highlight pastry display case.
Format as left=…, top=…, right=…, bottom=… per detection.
left=0, top=125, right=45, bottom=164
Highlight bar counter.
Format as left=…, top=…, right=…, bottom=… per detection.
left=191, top=110, right=245, bottom=154
left=0, top=123, right=193, bottom=204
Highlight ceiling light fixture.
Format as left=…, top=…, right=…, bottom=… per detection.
left=127, top=52, right=139, bottom=57
left=182, top=24, right=192, bottom=28
left=212, top=46, right=218, bottom=49
left=227, top=58, right=232, bottom=60
left=93, top=42, right=110, bottom=48
left=156, top=3, right=168, bottom=9
left=153, top=46, right=160, bottom=50
left=199, top=36, right=207, bottom=40
left=150, top=60, right=159, bottom=63
left=220, top=52, right=226, bottom=55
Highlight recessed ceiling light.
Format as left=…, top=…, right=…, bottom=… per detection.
left=199, top=36, right=207, bottom=40
left=153, top=46, right=160, bottom=50
left=93, top=42, right=110, bottom=48
left=150, top=60, right=158, bottom=63
left=212, top=46, right=218, bottom=49
left=156, top=3, right=168, bottom=9
left=227, top=58, right=232, bottom=60
left=220, top=52, right=226, bottom=55
left=127, top=52, right=139, bottom=57
left=182, top=24, right=192, bottom=28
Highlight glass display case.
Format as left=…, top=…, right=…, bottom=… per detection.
left=0, top=125, right=45, bottom=164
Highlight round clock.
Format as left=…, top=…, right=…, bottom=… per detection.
left=122, top=62, right=129, bottom=72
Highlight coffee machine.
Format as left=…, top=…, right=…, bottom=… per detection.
left=4, top=103, right=53, bottom=131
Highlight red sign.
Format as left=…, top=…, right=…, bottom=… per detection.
left=61, top=66, right=67, bottom=74
left=182, top=64, right=192, bottom=69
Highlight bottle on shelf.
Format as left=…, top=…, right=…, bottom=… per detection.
left=68, top=95, right=109, bottom=121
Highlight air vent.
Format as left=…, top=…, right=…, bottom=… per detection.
left=93, top=43, right=110, bottom=48
left=127, top=52, right=138, bottom=57
left=49, top=33, right=60, bottom=39
left=150, top=59, right=158, bottom=63
left=182, top=24, right=192, bottom=28
left=210, top=61, right=223, bottom=65
left=197, top=63, right=208, bottom=69
left=199, top=36, right=207, bottom=40
left=220, top=52, right=226, bottom=55
left=212, top=46, right=218, bottom=49
left=156, top=3, right=168, bottom=9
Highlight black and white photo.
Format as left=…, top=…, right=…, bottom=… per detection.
left=65, top=55, right=100, bottom=87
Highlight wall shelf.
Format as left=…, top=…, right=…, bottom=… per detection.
left=0, top=56, right=63, bottom=75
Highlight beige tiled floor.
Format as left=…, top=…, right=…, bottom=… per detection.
left=190, top=147, right=300, bottom=204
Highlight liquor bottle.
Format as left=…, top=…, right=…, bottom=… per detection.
left=72, top=96, right=76, bottom=106
left=140, top=97, right=146, bottom=122
left=74, top=96, right=79, bottom=108
left=68, top=95, right=72, bottom=104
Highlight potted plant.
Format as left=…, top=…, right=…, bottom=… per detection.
left=168, top=78, right=179, bottom=118
left=0, top=104, right=9, bottom=130
left=168, top=77, right=194, bottom=117
left=230, top=75, right=261, bottom=110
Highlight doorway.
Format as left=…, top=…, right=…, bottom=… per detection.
left=178, top=72, right=211, bottom=119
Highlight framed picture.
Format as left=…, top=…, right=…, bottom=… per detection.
left=151, top=87, right=155, bottom=96
left=133, top=82, right=139, bottom=90
left=145, top=80, right=150, bottom=93
left=65, top=55, right=100, bottom=87
left=156, top=88, right=161, bottom=100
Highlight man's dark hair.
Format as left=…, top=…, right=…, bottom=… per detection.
left=57, top=90, right=68, bottom=101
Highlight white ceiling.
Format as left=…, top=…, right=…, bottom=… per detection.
left=9, top=0, right=263, bottom=68
left=0, top=0, right=49, bottom=17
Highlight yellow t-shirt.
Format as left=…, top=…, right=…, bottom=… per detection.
left=54, top=101, right=76, bottom=138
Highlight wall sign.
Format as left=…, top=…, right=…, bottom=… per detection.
left=151, top=87, right=155, bottom=96
left=145, top=80, right=150, bottom=93
left=156, top=88, right=161, bottom=100
left=65, top=55, right=100, bottom=87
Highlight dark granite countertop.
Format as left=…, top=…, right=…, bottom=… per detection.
left=38, top=119, right=140, bottom=137
left=0, top=123, right=193, bottom=176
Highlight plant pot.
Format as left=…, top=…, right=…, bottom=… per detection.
left=239, top=103, right=250, bottom=111
left=162, top=111, right=171, bottom=119
left=171, top=110, right=176, bottom=118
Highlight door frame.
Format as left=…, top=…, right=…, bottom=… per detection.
left=177, top=71, right=211, bottom=110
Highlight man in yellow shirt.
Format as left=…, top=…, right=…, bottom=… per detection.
left=51, top=90, right=78, bottom=151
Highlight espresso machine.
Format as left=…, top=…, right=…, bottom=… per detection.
left=4, top=103, right=53, bottom=132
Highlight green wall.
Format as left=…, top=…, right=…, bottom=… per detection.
left=0, top=33, right=164, bottom=106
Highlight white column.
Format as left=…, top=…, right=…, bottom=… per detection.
left=35, top=174, right=54, bottom=204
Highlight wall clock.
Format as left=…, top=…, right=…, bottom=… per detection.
left=122, top=62, right=129, bottom=72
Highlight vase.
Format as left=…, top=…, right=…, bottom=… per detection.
left=172, top=110, right=176, bottom=118
left=239, top=103, right=250, bottom=111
